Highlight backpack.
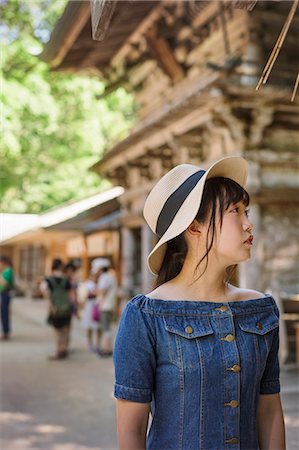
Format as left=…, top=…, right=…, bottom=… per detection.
left=46, top=276, right=72, bottom=318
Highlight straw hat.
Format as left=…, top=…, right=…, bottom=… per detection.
left=143, top=156, right=248, bottom=275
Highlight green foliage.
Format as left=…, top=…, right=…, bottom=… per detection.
left=1, top=0, right=135, bottom=213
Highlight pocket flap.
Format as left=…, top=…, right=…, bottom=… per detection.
left=164, top=316, right=214, bottom=339
left=238, top=311, right=279, bottom=335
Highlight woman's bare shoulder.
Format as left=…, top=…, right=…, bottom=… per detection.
left=146, top=282, right=178, bottom=300
left=229, top=285, right=266, bottom=301
left=146, top=287, right=168, bottom=300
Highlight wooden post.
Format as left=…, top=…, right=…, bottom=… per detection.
left=295, top=323, right=299, bottom=368
left=81, top=236, right=89, bottom=279
left=141, top=224, right=155, bottom=293
left=121, top=227, right=135, bottom=303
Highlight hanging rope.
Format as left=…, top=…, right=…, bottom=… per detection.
left=291, top=71, right=299, bottom=102
left=256, top=0, right=299, bottom=91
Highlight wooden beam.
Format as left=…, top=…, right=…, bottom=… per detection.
left=91, top=0, right=117, bottom=41
left=146, top=30, right=184, bottom=82
left=251, top=189, right=299, bottom=204
left=95, top=101, right=217, bottom=175
left=42, top=1, right=91, bottom=68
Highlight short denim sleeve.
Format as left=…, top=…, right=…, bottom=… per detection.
left=113, top=300, right=156, bottom=403
left=260, top=302, right=280, bottom=395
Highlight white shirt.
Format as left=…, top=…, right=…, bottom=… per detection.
left=97, top=271, right=117, bottom=312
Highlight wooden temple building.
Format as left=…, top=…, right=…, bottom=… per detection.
left=42, top=0, right=299, bottom=359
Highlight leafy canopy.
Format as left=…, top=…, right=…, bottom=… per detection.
left=1, top=0, right=135, bottom=213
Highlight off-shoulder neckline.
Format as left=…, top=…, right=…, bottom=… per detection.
left=140, top=293, right=273, bottom=306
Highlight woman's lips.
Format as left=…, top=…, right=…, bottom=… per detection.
left=244, top=235, right=254, bottom=245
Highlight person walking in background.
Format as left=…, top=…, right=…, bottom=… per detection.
left=91, top=258, right=117, bottom=358
left=42, top=258, right=73, bottom=360
left=64, top=262, right=79, bottom=318
left=78, top=272, right=101, bottom=352
left=114, top=156, right=285, bottom=450
left=0, top=255, right=14, bottom=341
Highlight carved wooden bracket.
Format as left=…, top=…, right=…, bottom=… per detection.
left=146, top=29, right=184, bottom=83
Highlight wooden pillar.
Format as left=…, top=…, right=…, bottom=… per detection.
left=141, top=224, right=155, bottom=293
left=121, top=227, right=135, bottom=302
left=81, top=236, right=89, bottom=279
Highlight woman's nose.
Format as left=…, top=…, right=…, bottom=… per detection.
left=243, top=220, right=253, bottom=233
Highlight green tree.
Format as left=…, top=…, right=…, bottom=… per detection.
left=1, top=0, right=135, bottom=213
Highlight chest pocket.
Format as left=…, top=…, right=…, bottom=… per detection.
left=238, top=311, right=278, bottom=334
left=237, top=311, right=279, bottom=355
left=163, top=316, right=214, bottom=370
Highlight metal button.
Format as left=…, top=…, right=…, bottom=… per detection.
left=256, top=322, right=263, bottom=330
left=221, top=334, right=235, bottom=342
left=226, top=364, right=241, bottom=373
left=225, top=400, right=239, bottom=408
left=215, top=305, right=228, bottom=312
left=225, top=437, right=239, bottom=444
left=185, top=326, right=193, bottom=334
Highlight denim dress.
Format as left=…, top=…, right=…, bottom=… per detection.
left=114, top=294, right=280, bottom=450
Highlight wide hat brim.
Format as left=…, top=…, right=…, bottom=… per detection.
left=145, top=156, right=248, bottom=275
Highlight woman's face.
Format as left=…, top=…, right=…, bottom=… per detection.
left=211, top=201, right=253, bottom=265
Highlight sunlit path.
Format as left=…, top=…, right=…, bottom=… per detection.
left=0, top=298, right=117, bottom=450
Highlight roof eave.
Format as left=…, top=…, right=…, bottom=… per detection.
left=40, top=0, right=91, bottom=68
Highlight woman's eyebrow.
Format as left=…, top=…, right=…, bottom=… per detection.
left=228, top=202, right=246, bottom=210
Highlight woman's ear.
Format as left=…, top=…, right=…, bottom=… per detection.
left=187, top=220, right=202, bottom=236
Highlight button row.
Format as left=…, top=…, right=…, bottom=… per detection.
left=214, top=306, right=238, bottom=446
left=218, top=305, right=238, bottom=446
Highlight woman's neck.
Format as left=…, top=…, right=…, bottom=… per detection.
left=163, top=257, right=229, bottom=301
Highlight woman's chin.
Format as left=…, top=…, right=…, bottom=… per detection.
left=228, top=252, right=251, bottom=265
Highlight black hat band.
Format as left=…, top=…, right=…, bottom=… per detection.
left=155, top=169, right=206, bottom=237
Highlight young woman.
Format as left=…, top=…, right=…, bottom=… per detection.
left=113, top=156, right=285, bottom=450
left=42, top=258, right=73, bottom=360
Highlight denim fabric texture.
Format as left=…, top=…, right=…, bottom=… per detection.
left=114, top=294, right=280, bottom=450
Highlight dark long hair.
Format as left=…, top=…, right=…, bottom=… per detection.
left=155, top=177, right=250, bottom=288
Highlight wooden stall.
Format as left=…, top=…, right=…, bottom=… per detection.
left=1, top=188, right=123, bottom=295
